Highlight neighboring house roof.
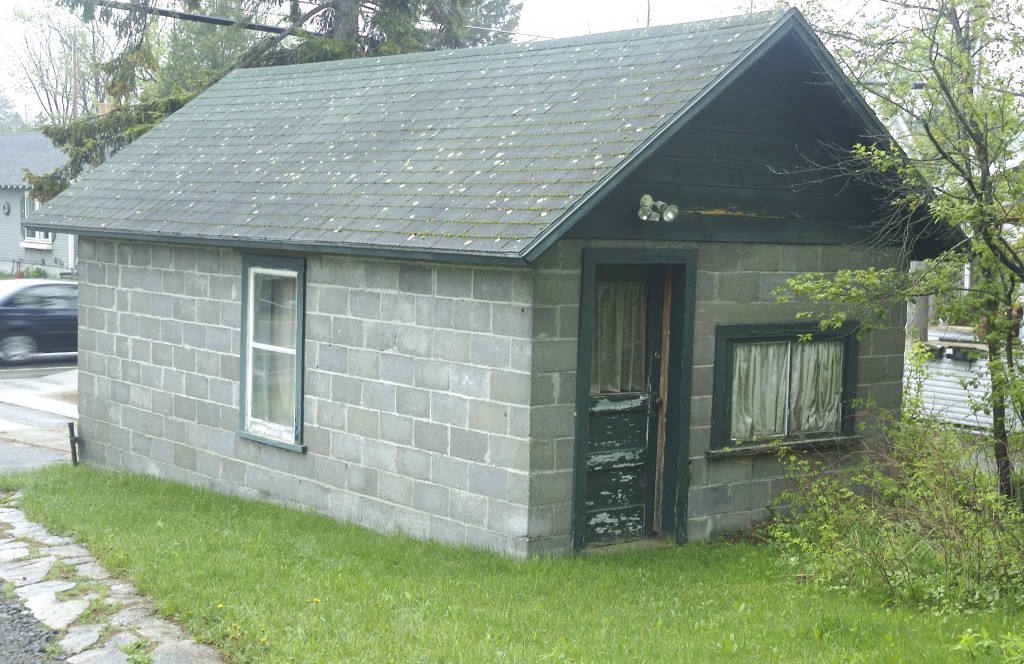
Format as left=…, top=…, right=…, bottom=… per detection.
left=32, top=8, right=893, bottom=263
left=0, top=132, right=66, bottom=189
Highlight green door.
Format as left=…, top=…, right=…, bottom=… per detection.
left=582, top=266, right=665, bottom=545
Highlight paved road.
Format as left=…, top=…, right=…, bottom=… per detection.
left=0, top=361, right=76, bottom=473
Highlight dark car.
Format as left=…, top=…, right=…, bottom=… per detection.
left=0, top=279, right=78, bottom=363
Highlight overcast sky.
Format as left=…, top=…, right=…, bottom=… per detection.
left=0, top=0, right=762, bottom=122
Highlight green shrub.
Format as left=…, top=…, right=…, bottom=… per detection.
left=21, top=267, right=50, bottom=279
left=769, top=418, right=1024, bottom=611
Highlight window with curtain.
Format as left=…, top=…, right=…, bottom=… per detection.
left=590, top=281, right=647, bottom=393
left=712, top=324, right=856, bottom=448
left=241, top=256, right=305, bottom=448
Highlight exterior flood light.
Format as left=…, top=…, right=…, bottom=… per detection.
left=637, top=194, right=679, bottom=222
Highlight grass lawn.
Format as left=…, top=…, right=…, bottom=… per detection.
left=2, top=464, right=1019, bottom=663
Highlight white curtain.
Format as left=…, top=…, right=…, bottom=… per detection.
left=591, top=282, right=646, bottom=394
left=730, top=342, right=789, bottom=440
left=730, top=339, right=844, bottom=442
left=788, top=339, right=843, bottom=434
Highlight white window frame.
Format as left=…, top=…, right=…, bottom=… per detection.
left=20, top=192, right=53, bottom=249
left=240, top=256, right=305, bottom=451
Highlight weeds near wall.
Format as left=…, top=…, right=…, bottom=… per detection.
left=769, top=344, right=1024, bottom=611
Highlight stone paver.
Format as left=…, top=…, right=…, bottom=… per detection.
left=0, top=493, right=224, bottom=663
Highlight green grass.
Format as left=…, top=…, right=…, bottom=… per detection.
left=2, top=464, right=1020, bottom=663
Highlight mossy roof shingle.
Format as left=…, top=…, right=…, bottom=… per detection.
left=33, top=9, right=805, bottom=262
left=0, top=132, right=67, bottom=188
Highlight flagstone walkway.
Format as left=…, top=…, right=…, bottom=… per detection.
left=0, top=493, right=222, bottom=664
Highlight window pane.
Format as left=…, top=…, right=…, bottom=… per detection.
left=789, top=340, right=844, bottom=434
left=590, top=281, right=647, bottom=393
left=253, top=272, right=296, bottom=349
left=250, top=348, right=296, bottom=430
left=731, top=342, right=789, bottom=440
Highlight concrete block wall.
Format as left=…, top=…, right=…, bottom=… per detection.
left=76, top=238, right=538, bottom=558
left=74, top=235, right=908, bottom=555
left=530, top=239, right=907, bottom=545
left=526, top=241, right=582, bottom=555
left=684, top=242, right=907, bottom=539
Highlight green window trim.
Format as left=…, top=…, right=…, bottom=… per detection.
left=239, top=255, right=307, bottom=452
left=710, top=322, right=859, bottom=451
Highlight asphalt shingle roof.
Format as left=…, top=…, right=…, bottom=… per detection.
left=33, top=9, right=799, bottom=261
left=0, top=132, right=67, bottom=188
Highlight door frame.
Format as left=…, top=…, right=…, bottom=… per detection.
left=571, top=247, right=698, bottom=550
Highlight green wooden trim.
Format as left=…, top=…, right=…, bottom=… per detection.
left=709, top=321, right=859, bottom=451
left=704, top=435, right=860, bottom=459
left=239, top=254, right=307, bottom=451
left=572, top=247, right=698, bottom=550
left=522, top=10, right=808, bottom=263
left=564, top=213, right=879, bottom=246
left=237, top=430, right=308, bottom=454
left=664, top=258, right=697, bottom=542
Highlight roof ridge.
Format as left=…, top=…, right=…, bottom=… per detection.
left=231, top=9, right=789, bottom=80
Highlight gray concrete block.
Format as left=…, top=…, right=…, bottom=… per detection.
left=347, top=465, right=379, bottom=496
left=365, top=261, right=400, bottom=290
left=380, top=353, right=415, bottom=386
left=380, top=413, right=414, bottom=446
left=397, top=325, right=431, bottom=358
left=717, top=272, right=761, bottom=303
left=396, top=447, right=431, bottom=481
left=348, top=407, right=380, bottom=439
left=350, top=291, right=381, bottom=320
left=361, top=381, right=396, bottom=413
left=396, top=387, right=430, bottom=418
left=492, top=304, right=531, bottom=338
left=428, top=516, right=467, bottom=547
left=382, top=293, right=417, bottom=324
left=529, top=404, right=574, bottom=440
left=468, top=464, right=508, bottom=500
left=468, top=400, right=508, bottom=434
left=430, top=393, right=468, bottom=428
left=435, top=266, right=473, bottom=299
left=378, top=472, right=414, bottom=507
left=487, top=500, right=528, bottom=537
left=688, top=484, right=728, bottom=517
left=487, top=435, right=529, bottom=472
left=707, top=458, right=752, bottom=486
left=449, top=489, right=487, bottom=527
left=414, top=420, right=449, bottom=454
left=431, top=329, right=470, bottom=363
left=413, top=482, right=450, bottom=517
left=417, top=297, right=454, bottom=328
left=332, top=317, right=363, bottom=347
left=452, top=367, right=491, bottom=399
left=470, top=334, right=510, bottom=368
left=431, top=455, right=468, bottom=489
left=449, top=427, right=486, bottom=462
left=532, top=339, right=575, bottom=373
left=398, top=264, right=433, bottom=294
left=473, top=270, right=514, bottom=302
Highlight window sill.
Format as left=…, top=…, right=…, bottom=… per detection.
left=20, top=240, right=53, bottom=250
left=237, top=430, right=306, bottom=453
left=705, top=435, right=861, bottom=459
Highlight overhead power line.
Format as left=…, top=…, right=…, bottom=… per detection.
left=93, top=0, right=287, bottom=34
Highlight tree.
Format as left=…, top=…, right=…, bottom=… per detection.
left=6, top=5, right=127, bottom=124
left=148, top=0, right=260, bottom=98
left=0, top=87, right=27, bottom=131
left=786, top=0, right=1024, bottom=498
